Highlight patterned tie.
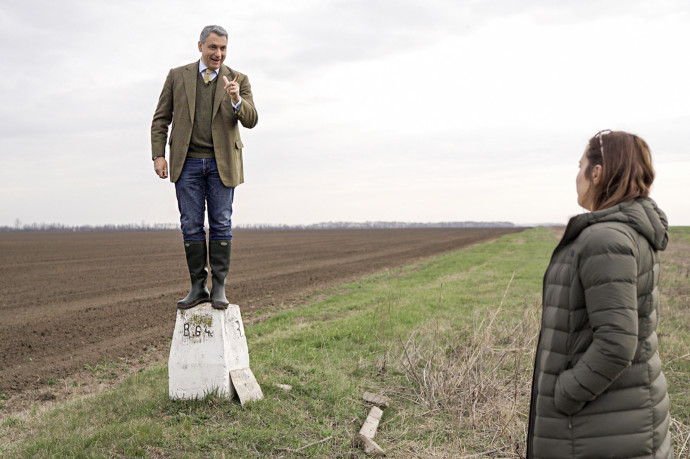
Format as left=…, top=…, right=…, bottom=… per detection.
left=204, top=68, right=213, bottom=84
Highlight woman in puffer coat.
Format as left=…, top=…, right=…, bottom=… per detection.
left=527, top=130, right=673, bottom=458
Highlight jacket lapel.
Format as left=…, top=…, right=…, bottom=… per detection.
left=183, top=61, right=198, bottom=124
left=213, top=65, right=232, bottom=119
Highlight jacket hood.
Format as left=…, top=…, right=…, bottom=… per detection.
left=560, top=197, right=669, bottom=251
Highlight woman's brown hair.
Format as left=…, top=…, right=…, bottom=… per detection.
left=583, top=130, right=655, bottom=211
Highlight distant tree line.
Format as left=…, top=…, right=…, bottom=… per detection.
left=1, top=220, right=517, bottom=232
left=0, top=221, right=179, bottom=232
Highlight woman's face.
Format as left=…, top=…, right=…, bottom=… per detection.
left=576, top=152, right=592, bottom=210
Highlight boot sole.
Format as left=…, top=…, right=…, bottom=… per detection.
left=177, top=297, right=211, bottom=309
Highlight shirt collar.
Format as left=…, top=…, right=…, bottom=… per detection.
left=198, top=60, right=218, bottom=76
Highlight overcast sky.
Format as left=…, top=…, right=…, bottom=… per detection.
left=1, top=0, right=688, bottom=227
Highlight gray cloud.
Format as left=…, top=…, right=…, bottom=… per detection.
left=236, top=0, right=476, bottom=75
left=469, top=0, right=689, bottom=24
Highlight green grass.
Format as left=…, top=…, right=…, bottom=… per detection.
left=0, top=227, right=687, bottom=458
left=658, top=226, right=690, bottom=443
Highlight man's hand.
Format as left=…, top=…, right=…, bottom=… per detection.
left=154, top=157, right=168, bottom=179
left=223, top=74, right=240, bottom=104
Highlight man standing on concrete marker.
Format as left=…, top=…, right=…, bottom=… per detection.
left=151, top=25, right=258, bottom=310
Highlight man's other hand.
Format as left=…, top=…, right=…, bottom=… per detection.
left=154, top=157, right=168, bottom=179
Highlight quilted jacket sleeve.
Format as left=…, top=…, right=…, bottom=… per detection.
left=554, top=226, right=639, bottom=415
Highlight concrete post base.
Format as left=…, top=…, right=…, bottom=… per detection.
left=168, top=303, right=263, bottom=404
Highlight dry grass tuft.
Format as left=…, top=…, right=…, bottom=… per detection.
left=660, top=234, right=690, bottom=458
left=393, top=275, right=541, bottom=457
left=671, top=418, right=690, bottom=457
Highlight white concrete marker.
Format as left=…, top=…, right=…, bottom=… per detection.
left=168, top=303, right=263, bottom=403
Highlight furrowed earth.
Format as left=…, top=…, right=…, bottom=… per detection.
left=0, top=228, right=522, bottom=411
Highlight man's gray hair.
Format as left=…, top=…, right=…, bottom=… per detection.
left=200, top=25, right=228, bottom=43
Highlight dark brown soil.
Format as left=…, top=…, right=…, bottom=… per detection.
left=0, top=228, right=522, bottom=402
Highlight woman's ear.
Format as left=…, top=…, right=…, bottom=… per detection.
left=591, top=164, right=602, bottom=185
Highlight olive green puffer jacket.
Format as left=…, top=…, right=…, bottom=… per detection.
left=527, top=198, right=673, bottom=458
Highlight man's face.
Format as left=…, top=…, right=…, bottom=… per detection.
left=198, top=33, right=227, bottom=70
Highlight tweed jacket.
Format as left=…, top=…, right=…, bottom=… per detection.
left=527, top=198, right=672, bottom=458
left=151, top=61, right=258, bottom=187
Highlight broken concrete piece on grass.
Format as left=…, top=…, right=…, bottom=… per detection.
left=359, top=406, right=383, bottom=438
left=276, top=383, right=293, bottom=392
left=359, top=406, right=385, bottom=455
left=229, top=368, right=263, bottom=405
left=363, top=391, right=390, bottom=408
left=360, top=435, right=385, bottom=456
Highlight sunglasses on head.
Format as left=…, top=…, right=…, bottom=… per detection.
left=595, top=129, right=613, bottom=163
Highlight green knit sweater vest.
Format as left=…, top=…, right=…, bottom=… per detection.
left=187, top=71, right=217, bottom=158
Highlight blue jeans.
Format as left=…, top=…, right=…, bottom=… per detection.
left=175, top=158, right=235, bottom=242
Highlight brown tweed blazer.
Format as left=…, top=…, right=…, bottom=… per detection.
left=151, top=61, right=258, bottom=187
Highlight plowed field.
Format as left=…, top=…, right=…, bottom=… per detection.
left=0, top=228, right=522, bottom=397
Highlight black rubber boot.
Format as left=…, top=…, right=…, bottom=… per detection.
left=209, top=240, right=231, bottom=309
left=177, top=241, right=210, bottom=309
